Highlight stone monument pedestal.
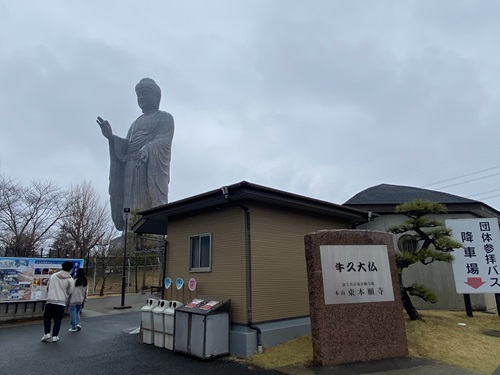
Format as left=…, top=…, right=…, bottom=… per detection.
left=304, top=229, right=408, bottom=366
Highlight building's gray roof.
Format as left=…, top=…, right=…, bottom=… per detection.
left=344, top=183, right=500, bottom=219
left=344, top=184, right=478, bottom=205
left=133, top=181, right=371, bottom=235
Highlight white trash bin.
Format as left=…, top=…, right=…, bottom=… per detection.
left=152, top=300, right=169, bottom=348
left=164, top=300, right=183, bottom=350
left=141, top=298, right=158, bottom=344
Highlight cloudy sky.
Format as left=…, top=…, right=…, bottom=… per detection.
left=2, top=1, right=500, bottom=214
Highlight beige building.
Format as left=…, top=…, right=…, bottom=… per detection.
left=132, top=181, right=370, bottom=357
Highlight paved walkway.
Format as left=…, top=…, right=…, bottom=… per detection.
left=84, top=291, right=150, bottom=316
left=0, top=293, right=279, bottom=375
left=0, top=293, right=486, bottom=375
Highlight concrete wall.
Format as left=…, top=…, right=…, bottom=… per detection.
left=230, top=317, right=311, bottom=358
left=0, top=300, right=46, bottom=322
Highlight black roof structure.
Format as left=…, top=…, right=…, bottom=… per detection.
left=132, top=181, right=371, bottom=235
left=344, top=183, right=500, bottom=218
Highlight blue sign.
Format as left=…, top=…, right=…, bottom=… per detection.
left=176, top=277, right=184, bottom=290
left=164, top=277, right=172, bottom=289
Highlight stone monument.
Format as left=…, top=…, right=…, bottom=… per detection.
left=304, top=229, right=408, bottom=366
left=97, top=78, right=174, bottom=231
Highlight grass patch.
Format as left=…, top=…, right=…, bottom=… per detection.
left=407, top=310, right=500, bottom=374
left=245, top=335, right=314, bottom=369
left=245, top=310, right=500, bottom=375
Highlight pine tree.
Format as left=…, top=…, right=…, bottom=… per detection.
left=388, top=199, right=462, bottom=320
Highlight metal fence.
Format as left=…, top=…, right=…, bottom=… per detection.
left=86, top=254, right=162, bottom=296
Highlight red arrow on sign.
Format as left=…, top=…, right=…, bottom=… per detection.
left=464, top=277, right=486, bottom=289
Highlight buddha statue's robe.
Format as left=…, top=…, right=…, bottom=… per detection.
left=107, top=110, right=174, bottom=230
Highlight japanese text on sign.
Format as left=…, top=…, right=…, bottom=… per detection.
left=445, top=218, right=500, bottom=294
left=320, top=245, right=394, bottom=304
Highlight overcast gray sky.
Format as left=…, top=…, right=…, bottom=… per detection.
left=2, top=1, right=500, bottom=212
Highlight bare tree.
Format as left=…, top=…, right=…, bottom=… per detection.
left=51, top=228, right=76, bottom=258
left=92, top=233, right=116, bottom=296
left=56, top=180, right=115, bottom=263
left=0, top=173, right=69, bottom=257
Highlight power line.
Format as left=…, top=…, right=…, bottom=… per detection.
left=432, top=171, right=500, bottom=190
left=421, top=165, right=500, bottom=188
left=468, top=188, right=500, bottom=198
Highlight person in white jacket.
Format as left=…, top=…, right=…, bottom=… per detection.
left=41, top=261, right=75, bottom=343
left=68, top=268, right=88, bottom=332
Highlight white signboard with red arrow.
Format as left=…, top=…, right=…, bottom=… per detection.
left=445, top=218, right=500, bottom=294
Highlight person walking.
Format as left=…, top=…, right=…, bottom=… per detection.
left=41, top=261, right=75, bottom=342
left=68, top=268, right=88, bottom=332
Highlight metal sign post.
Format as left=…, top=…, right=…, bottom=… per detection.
left=115, top=208, right=131, bottom=310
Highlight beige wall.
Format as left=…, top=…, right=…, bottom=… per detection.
left=166, top=206, right=249, bottom=323
left=249, top=203, right=350, bottom=323
left=166, top=202, right=352, bottom=324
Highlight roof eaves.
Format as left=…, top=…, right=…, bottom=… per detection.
left=139, top=181, right=370, bottom=223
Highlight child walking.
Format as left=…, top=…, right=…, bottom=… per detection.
left=68, top=268, right=88, bottom=332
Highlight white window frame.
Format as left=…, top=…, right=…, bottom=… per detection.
left=189, top=233, right=212, bottom=272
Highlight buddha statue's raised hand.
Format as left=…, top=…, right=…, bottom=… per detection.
left=96, top=116, right=113, bottom=140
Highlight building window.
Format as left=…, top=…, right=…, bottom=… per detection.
left=190, top=234, right=211, bottom=272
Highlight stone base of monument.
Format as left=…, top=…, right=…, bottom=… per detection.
left=304, top=229, right=408, bottom=366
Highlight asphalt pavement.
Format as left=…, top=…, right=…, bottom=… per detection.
left=0, top=293, right=487, bottom=375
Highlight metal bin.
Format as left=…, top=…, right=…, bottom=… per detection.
left=174, top=298, right=231, bottom=359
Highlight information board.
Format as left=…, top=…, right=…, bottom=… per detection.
left=0, top=257, right=84, bottom=301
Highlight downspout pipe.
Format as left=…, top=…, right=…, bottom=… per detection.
left=161, top=237, right=168, bottom=300
left=221, top=186, right=263, bottom=353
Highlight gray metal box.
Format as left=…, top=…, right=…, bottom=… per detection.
left=173, top=298, right=231, bottom=359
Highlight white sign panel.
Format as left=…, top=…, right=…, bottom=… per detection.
left=320, top=245, right=395, bottom=304
left=445, top=218, right=500, bottom=294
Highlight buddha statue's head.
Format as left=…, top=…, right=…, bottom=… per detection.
left=135, top=78, right=161, bottom=112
